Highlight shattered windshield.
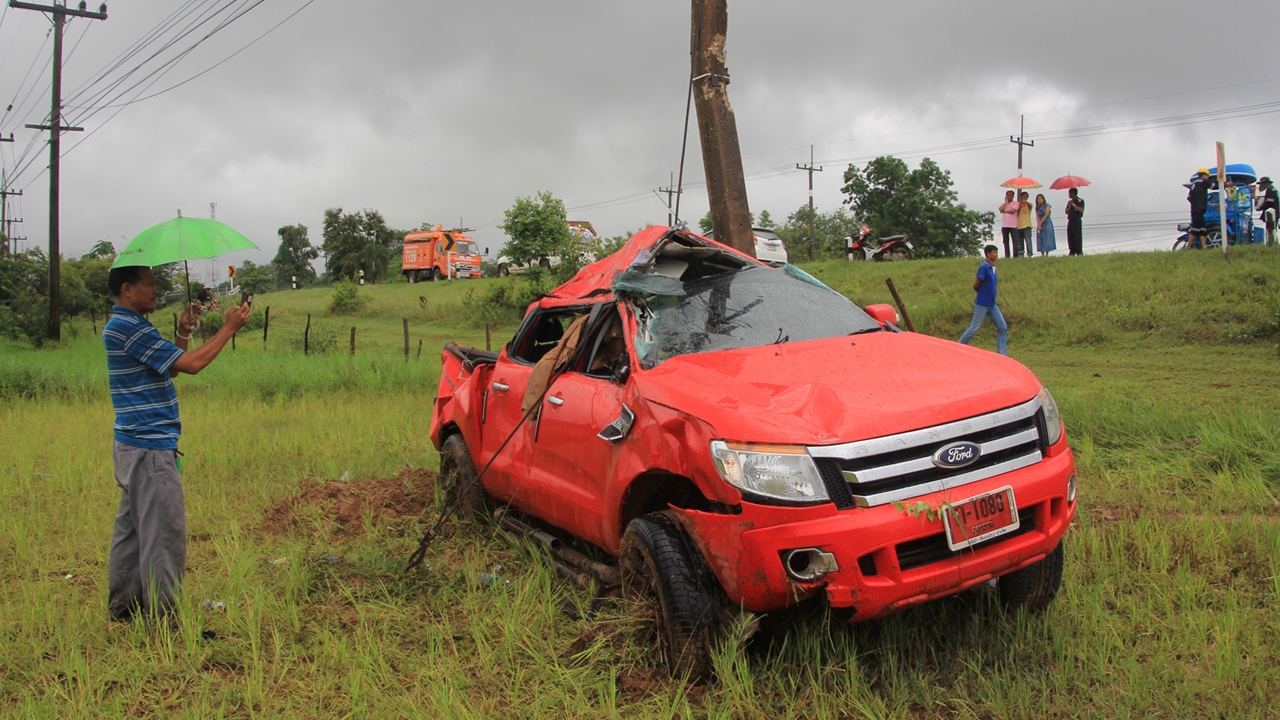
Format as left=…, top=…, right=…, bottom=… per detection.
left=632, top=264, right=882, bottom=367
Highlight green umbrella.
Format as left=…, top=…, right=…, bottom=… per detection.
left=113, top=213, right=259, bottom=303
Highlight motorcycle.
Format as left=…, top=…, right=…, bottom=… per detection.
left=845, top=225, right=914, bottom=261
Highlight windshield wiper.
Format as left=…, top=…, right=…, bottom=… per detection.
left=772, top=328, right=789, bottom=345
left=848, top=327, right=883, bottom=336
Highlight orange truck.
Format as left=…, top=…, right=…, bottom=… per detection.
left=402, top=226, right=485, bottom=282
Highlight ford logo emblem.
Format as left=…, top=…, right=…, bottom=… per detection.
left=933, top=441, right=982, bottom=469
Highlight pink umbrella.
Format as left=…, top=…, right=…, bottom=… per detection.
left=1050, top=174, right=1091, bottom=190
left=1000, top=175, right=1042, bottom=190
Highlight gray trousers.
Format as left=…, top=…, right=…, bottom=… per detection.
left=108, top=441, right=186, bottom=620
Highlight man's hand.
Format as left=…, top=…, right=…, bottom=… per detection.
left=178, top=303, right=198, bottom=337
left=224, top=301, right=252, bottom=334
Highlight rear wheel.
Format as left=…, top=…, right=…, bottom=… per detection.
left=539, top=257, right=552, bottom=270
left=1173, top=236, right=1189, bottom=251
left=407, top=271, right=417, bottom=284
left=620, top=511, right=725, bottom=681
left=438, top=434, right=487, bottom=520
left=888, top=247, right=910, bottom=261
left=998, top=540, right=1064, bottom=611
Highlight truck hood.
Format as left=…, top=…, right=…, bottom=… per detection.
left=632, top=331, right=1042, bottom=446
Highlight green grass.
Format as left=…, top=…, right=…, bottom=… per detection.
left=1, top=248, right=1278, bottom=717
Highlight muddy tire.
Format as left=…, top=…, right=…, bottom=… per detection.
left=438, top=433, right=487, bottom=520
left=620, top=511, right=724, bottom=681
left=999, top=540, right=1064, bottom=611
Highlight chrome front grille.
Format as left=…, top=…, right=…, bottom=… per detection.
left=808, top=396, right=1044, bottom=508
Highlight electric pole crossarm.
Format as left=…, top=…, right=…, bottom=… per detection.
left=25, top=123, right=84, bottom=132
left=1009, top=114, right=1034, bottom=171
left=8, top=1, right=107, bottom=20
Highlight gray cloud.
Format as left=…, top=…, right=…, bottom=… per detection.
left=1, top=0, right=1277, bottom=270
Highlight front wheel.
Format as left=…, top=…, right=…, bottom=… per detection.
left=438, top=434, right=487, bottom=520
left=998, top=540, right=1064, bottom=611
left=620, top=511, right=725, bottom=681
left=497, top=264, right=510, bottom=278
left=1173, top=236, right=1189, bottom=251
left=431, top=267, right=443, bottom=282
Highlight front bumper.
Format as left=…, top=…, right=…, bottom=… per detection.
left=672, top=443, right=1075, bottom=619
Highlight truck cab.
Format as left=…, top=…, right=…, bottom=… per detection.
left=403, top=226, right=484, bottom=282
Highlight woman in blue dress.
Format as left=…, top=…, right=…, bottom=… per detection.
left=1035, top=194, right=1057, bottom=256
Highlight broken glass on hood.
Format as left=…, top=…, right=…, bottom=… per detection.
left=632, top=263, right=882, bottom=368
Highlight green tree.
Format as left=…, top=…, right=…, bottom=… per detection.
left=776, top=205, right=862, bottom=260
left=0, top=250, right=50, bottom=344
left=841, top=156, right=993, bottom=258
left=272, top=224, right=319, bottom=288
left=322, top=209, right=396, bottom=281
left=235, top=259, right=276, bottom=295
left=357, top=242, right=391, bottom=283
left=499, top=191, right=576, bottom=267
left=84, top=240, right=117, bottom=260
left=757, top=210, right=777, bottom=230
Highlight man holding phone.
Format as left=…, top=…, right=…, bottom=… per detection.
left=103, top=266, right=250, bottom=624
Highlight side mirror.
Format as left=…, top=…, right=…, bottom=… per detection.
left=865, top=304, right=898, bottom=327
left=484, top=247, right=490, bottom=255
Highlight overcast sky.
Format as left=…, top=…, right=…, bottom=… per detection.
left=2, top=0, right=1278, bottom=281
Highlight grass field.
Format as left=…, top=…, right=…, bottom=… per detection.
left=1, top=245, right=1278, bottom=718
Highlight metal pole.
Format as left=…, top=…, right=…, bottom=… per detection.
left=1217, top=142, right=1228, bottom=258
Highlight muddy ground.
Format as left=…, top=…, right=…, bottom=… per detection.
left=259, top=468, right=436, bottom=538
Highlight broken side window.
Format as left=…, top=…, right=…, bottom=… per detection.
left=632, top=264, right=881, bottom=368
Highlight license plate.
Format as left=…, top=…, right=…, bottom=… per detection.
left=905, top=241, right=915, bottom=250
left=943, top=486, right=1018, bottom=551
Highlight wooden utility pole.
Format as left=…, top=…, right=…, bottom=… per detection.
left=11, top=0, right=108, bottom=341
left=656, top=172, right=681, bottom=227
left=796, top=145, right=823, bottom=261
left=690, top=0, right=752, bottom=255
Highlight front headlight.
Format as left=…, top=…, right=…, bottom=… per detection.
left=1038, top=387, right=1063, bottom=446
left=710, top=441, right=829, bottom=503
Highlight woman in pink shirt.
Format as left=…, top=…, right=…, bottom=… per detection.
left=998, top=190, right=1019, bottom=258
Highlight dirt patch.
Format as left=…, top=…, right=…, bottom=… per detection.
left=259, top=468, right=436, bottom=538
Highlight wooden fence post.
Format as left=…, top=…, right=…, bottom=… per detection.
left=304, top=313, right=312, bottom=356
left=402, top=318, right=410, bottom=361
left=90, top=309, right=97, bottom=336
left=417, top=339, right=423, bottom=359
left=485, top=323, right=491, bottom=351
left=350, top=327, right=356, bottom=356
left=884, top=278, right=916, bottom=332
left=173, top=313, right=178, bottom=341
left=262, top=306, right=270, bottom=345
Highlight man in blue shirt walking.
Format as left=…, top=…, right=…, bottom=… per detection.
left=957, top=245, right=1008, bottom=355
left=104, top=265, right=250, bottom=623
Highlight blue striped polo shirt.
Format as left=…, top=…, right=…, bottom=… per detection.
left=103, top=306, right=185, bottom=450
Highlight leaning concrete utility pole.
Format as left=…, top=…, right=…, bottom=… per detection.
left=690, top=0, right=753, bottom=256
left=11, top=0, right=108, bottom=341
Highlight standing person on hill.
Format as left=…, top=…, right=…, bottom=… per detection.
left=957, top=245, right=1008, bottom=356
left=104, top=266, right=251, bottom=624
left=1016, top=191, right=1034, bottom=257
left=1065, top=188, right=1086, bottom=255
left=1035, top=194, right=1057, bottom=256
left=1255, top=176, right=1278, bottom=246
left=1187, top=168, right=1213, bottom=249
left=999, top=190, right=1019, bottom=258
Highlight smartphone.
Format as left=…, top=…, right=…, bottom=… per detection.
left=241, top=291, right=254, bottom=307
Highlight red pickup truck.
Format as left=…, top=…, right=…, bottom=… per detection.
left=430, top=226, right=1076, bottom=677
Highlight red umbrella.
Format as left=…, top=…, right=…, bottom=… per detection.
left=1000, top=175, right=1042, bottom=189
left=1050, top=174, right=1090, bottom=190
